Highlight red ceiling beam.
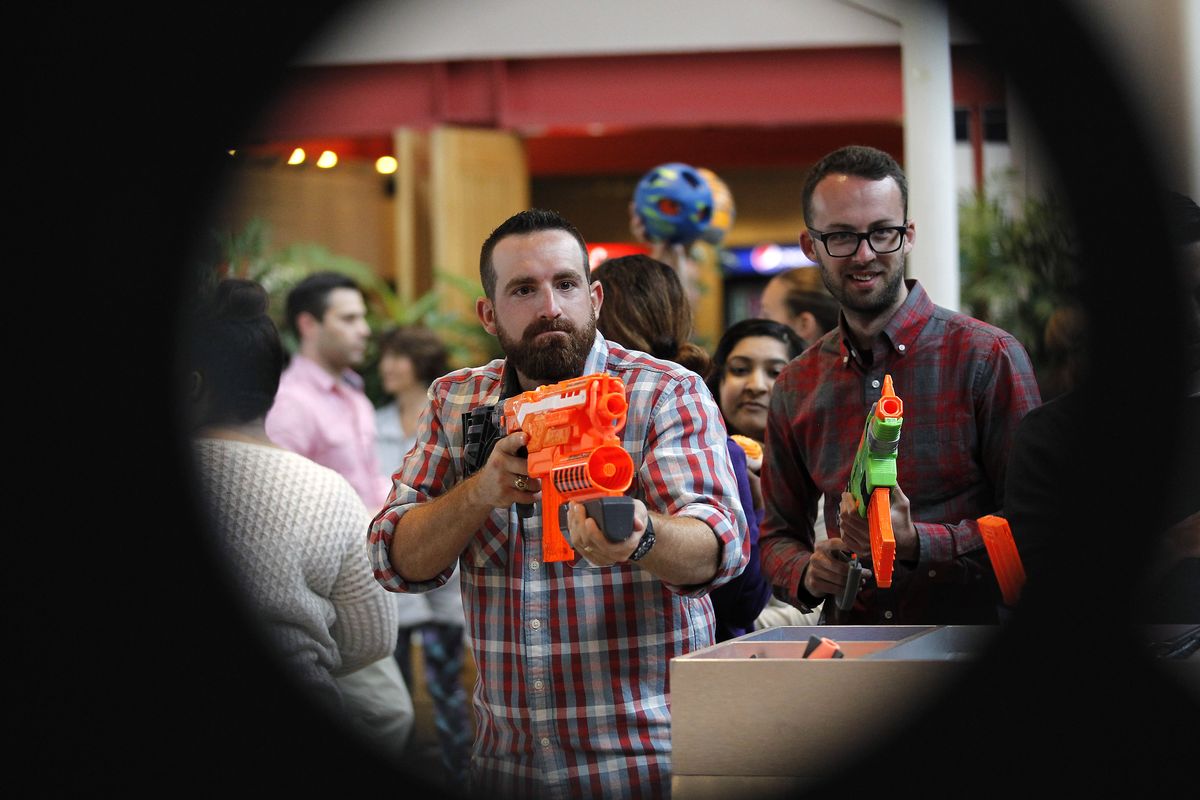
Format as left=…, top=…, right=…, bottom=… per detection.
left=499, top=47, right=904, bottom=130
left=251, top=45, right=1005, bottom=144
left=523, top=122, right=905, bottom=176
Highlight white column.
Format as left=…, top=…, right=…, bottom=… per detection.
left=899, top=1, right=959, bottom=310
left=1183, top=0, right=1200, bottom=199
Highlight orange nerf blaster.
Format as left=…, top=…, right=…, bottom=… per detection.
left=839, top=374, right=903, bottom=608
left=499, top=373, right=637, bottom=562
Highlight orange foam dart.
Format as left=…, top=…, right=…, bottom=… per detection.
left=502, top=373, right=635, bottom=562
left=977, top=515, right=1026, bottom=607
left=729, top=434, right=763, bottom=462
left=802, top=635, right=845, bottom=659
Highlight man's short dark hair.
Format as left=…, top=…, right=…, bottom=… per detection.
left=285, top=271, right=362, bottom=335
left=801, top=145, right=909, bottom=227
left=479, top=208, right=590, bottom=300
left=378, top=324, right=450, bottom=385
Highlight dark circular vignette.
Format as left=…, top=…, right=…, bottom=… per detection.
left=159, top=4, right=443, bottom=798
left=19, top=0, right=1193, bottom=796
left=14, top=2, right=436, bottom=797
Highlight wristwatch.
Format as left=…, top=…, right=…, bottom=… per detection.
left=628, top=513, right=656, bottom=562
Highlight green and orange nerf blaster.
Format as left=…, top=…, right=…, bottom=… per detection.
left=499, top=373, right=636, bottom=563
left=838, top=374, right=903, bottom=608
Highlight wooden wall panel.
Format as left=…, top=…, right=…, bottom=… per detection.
left=429, top=126, right=530, bottom=361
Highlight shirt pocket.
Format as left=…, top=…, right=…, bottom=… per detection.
left=464, top=510, right=510, bottom=569
left=907, top=412, right=976, bottom=503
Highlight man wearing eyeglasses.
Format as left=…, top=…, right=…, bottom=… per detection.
left=759, top=145, right=1042, bottom=625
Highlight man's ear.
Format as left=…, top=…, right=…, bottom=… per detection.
left=477, top=296, right=497, bottom=336
left=590, top=279, right=603, bottom=316
left=296, top=310, right=320, bottom=340
left=902, top=220, right=916, bottom=256
left=796, top=311, right=819, bottom=344
left=799, top=229, right=818, bottom=262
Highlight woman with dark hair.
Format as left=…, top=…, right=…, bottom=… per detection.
left=704, top=318, right=825, bottom=628
left=592, top=254, right=768, bottom=641
left=591, top=254, right=712, bottom=376
left=375, top=325, right=451, bottom=471
left=186, top=278, right=413, bottom=762
left=704, top=318, right=804, bottom=443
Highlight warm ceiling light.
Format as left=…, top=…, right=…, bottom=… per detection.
left=375, top=155, right=398, bottom=175
left=227, top=149, right=237, bottom=157
left=316, top=150, right=338, bottom=168
left=287, top=148, right=306, bottom=165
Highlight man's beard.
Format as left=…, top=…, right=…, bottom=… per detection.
left=818, top=256, right=906, bottom=316
left=496, top=314, right=595, bottom=385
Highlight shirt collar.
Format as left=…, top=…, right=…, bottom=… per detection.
left=289, top=352, right=364, bottom=392
left=837, top=278, right=932, bottom=366
left=583, top=330, right=610, bottom=375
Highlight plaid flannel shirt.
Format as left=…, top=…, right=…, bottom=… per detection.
left=760, top=280, right=1042, bottom=624
left=369, top=332, right=747, bottom=800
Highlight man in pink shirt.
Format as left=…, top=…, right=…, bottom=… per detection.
left=266, top=271, right=390, bottom=509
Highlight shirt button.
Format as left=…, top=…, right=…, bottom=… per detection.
left=530, top=559, right=540, bottom=570
left=540, top=737, right=551, bottom=748
left=883, top=610, right=893, bottom=619
left=533, top=679, right=544, bottom=690
left=928, top=569, right=937, bottom=578
left=530, top=619, right=541, bottom=630
left=898, top=344, right=907, bottom=352
left=871, top=379, right=880, bottom=389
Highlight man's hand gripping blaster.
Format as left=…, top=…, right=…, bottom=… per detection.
left=463, top=373, right=637, bottom=563
left=837, top=374, right=904, bottom=610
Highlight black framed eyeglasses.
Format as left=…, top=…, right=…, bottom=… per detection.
left=807, top=225, right=909, bottom=258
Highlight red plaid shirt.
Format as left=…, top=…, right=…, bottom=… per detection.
left=369, top=333, right=747, bottom=799
left=760, top=280, right=1042, bottom=624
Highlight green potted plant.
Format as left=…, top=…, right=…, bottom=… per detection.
left=198, top=218, right=502, bottom=405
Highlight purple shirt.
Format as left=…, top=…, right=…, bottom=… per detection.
left=265, top=353, right=388, bottom=509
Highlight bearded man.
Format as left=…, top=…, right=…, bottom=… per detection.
left=759, top=145, right=1042, bottom=626
left=368, top=208, right=747, bottom=799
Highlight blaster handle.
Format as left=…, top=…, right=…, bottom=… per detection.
left=557, top=497, right=636, bottom=543
left=514, top=442, right=535, bottom=519
left=836, top=553, right=863, bottom=611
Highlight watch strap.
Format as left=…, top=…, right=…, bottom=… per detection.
left=629, top=513, right=656, bottom=562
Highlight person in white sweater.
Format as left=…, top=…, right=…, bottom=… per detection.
left=186, top=277, right=412, bottom=761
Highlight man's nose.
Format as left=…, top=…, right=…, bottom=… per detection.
left=537, top=287, right=563, bottom=318
left=850, top=236, right=874, bottom=264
